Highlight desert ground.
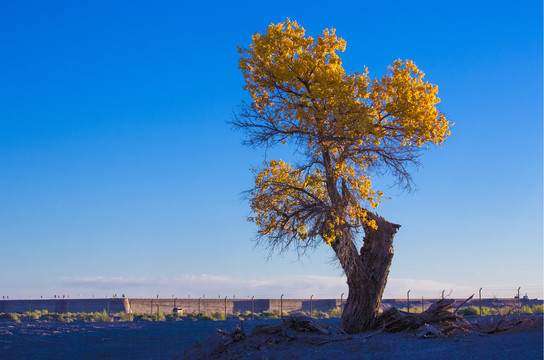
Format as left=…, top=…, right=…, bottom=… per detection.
left=0, top=316, right=542, bottom=359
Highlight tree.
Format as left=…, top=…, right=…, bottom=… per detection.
left=234, top=19, right=451, bottom=334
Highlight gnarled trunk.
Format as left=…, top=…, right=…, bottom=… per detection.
left=332, top=213, right=400, bottom=334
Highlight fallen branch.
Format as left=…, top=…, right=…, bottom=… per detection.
left=454, top=294, right=475, bottom=315
left=377, top=298, right=473, bottom=335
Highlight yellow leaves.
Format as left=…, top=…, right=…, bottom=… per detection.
left=366, top=219, right=378, bottom=230
left=238, top=18, right=357, bottom=136
left=250, top=159, right=327, bottom=243
left=249, top=156, right=384, bottom=246
left=239, top=20, right=451, bottom=154
left=369, top=59, right=451, bottom=147
left=239, top=20, right=451, bottom=249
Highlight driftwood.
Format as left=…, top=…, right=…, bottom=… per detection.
left=454, top=294, right=474, bottom=314
left=281, top=315, right=353, bottom=345
left=377, top=297, right=473, bottom=335
left=178, top=304, right=542, bottom=359
left=283, top=314, right=331, bottom=334
left=376, top=296, right=540, bottom=337
left=178, top=315, right=352, bottom=359
left=472, top=308, right=538, bottom=334
left=216, top=325, right=245, bottom=346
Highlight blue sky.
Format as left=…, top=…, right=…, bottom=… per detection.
left=0, top=0, right=542, bottom=300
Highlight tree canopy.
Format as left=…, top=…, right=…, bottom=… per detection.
left=235, top=19, right=451, bottom=253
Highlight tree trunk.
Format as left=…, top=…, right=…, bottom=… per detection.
left=333, top=213, right=400, bottom=334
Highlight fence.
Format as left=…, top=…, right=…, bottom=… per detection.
left=1, top=287, right=542, bottom=317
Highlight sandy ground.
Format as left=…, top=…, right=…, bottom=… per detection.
left=0, top=316, right=542, bottom=359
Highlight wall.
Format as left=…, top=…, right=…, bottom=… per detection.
left=0, top=299, right=128, bottom=314
left=126, top=298, right=272, bottom=315
left=126, top=298, right=340, bottom=314
left=0, top=298, right=541, bottom=315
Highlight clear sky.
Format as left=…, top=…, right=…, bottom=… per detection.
left=0, top=0, right=542, bottom=300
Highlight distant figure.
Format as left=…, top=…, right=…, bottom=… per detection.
left=157, top=294, right=159, bottom=299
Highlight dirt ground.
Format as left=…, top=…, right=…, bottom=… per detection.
left=0, top=316, right=542, bottom=359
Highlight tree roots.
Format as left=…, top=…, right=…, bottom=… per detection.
left=179, top=301, right=542, bottom=359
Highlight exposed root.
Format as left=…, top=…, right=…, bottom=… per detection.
left=178, top=315, right=351, bottom=359
left=377, top=298, right=472, bottom=335
left=178, top=305, right=542, bottom=359
left=216, top=325, right=246, bottom=345
left=377, top=297, right=540, bottom=338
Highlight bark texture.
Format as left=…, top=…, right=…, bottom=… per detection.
left=332, top=213, right=400, bottom=334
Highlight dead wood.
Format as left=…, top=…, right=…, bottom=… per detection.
left=377, top=297, right=474, bottom=335
left=475, top=309, right=534, bottom=335
left=216, top=325, right=245, bottom=346
left=180, top=315, right=354, bottom=359
left=454, top=294, right=474, bottom=314
left=283, top=314, right=331, bottom=335
left=251, top=323, right=283, bottom=335
left=177, top=312, right=543, bottom=359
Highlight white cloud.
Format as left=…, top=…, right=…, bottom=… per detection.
left=383, top=278, right=474, bottom=299
left=62, top=274, right=475, bottom=299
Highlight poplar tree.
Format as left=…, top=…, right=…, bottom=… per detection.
left=234, top=20, right=451, bottom=333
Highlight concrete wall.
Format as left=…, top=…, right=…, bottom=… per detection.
left=1, top=297, right=541, bottom=315
left=268, top=299, right=340, bottom=313
left=127, top=299, right=272, bottom=314
left=0, top=299, right=127, bottom=314
left=126, top=298, right=340, bottom=315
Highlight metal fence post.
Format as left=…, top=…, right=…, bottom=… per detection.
left=441, top=290, right=445, bottom=299
left=421, top=297, right=424, bottom=312
left=224, top=296, right=227, bottom=319
left=479, top=288, right=482, bottom=316
left=310, top=295, right=313, bottom=316
left=407, top=290, right=410, bottom=313
left=517, top=287, right=521, bottom=314
left=280, top=294, right=284, bottom=320
left=251, top=296, right=254, bottom=320
left=198, top=297, right=201, bottom=318
left=340, top=293, right=344, bottom=315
